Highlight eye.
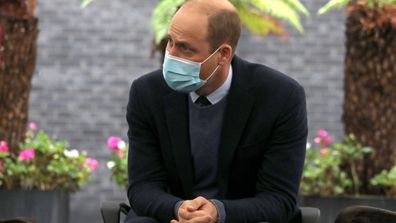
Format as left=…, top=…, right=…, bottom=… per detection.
left=178, top=44, right=193, bottom=54
left=180, top=45, right=190, bottom=52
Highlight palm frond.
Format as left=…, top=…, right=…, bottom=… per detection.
left=318, top=0, right=350, bottom=14
left=284, top=0, right=310, bottom=16
left=150, top=0, right=308, bottom=44
left=319, top=0, right=396, bottom=13
left=80, top=0, right=94, bottom=9
left=234, top=3, right=287, bottom=37
left=249, top=0, right=305, bottom=33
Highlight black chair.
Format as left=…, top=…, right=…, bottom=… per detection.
left=100, top=202, right=320, bottom=223
left=0, top=218, right=37, bottom=223
left=335, top=205, right=396, bottom=223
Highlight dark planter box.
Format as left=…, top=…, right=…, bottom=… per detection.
left=0, top=189, right=69, bottom=223
left=300, top=195, right=396, bottom=223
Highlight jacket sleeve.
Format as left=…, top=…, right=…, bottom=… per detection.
left=222, top=84, right=308, bottom=223
left=126, top=80, right=182, bottom=222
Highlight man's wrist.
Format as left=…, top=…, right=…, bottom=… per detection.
left=174, top=200, right=184, bottom=220
left=210, top=199, right=226, bottom=223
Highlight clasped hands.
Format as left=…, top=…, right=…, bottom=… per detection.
left=171, top=196, right=219, bottom=223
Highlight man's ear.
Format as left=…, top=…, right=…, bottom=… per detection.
left=218, top=44, right=233, bottom=65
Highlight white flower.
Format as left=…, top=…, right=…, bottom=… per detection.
left=64, top=149, right=79, bottom=158
left=117, top=141, right=126, bottom=149
left=306, top=142, right=312, bottom=149
left=107, top=161, right=115, bottom=169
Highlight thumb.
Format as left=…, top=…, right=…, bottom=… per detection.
left=187, top=196, right=206, bottom=211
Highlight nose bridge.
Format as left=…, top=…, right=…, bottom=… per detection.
left=166, top=44, right=180, bottom=58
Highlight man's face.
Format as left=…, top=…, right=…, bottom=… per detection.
left=166, top=7, right=219, bottom=81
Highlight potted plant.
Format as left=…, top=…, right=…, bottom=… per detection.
left=300, top=129, right=396, bottom=223
left=0, top=122, right=99, bottom=223
left=318, top=0, right=396, bottom=194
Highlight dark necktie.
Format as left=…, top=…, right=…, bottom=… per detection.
left=195, top=96, right=211, bottom=107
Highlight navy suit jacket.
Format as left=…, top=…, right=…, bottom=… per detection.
left=126, top=56, right=307, bottom=223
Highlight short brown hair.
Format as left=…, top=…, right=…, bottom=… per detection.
left=181, top=0, right=241, bottom=53
left=207, top=9, right=241, bottom=53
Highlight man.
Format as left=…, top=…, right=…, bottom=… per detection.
left=125, top=0, right=307, bottom=222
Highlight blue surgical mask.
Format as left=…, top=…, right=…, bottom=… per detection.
left=162, top=48, right=220, bottom=93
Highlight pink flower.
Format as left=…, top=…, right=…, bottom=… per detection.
left=320, top=148, right=329, bottom=155
left=28, top=122, right=37, bottom=131
left=324, top=137, right=332, bottom=145
left=18, top=148, right=35, bottom=161
left=107, top=136, right=122, bottom=151
left=318, top=129, right=328, bottom=138
left=0, top=141, right=8, bottom=152
left=314, top=137, right=321, bottom=144
left=85, top=157, right=99, bottom=172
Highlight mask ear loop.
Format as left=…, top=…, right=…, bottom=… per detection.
left=201, top=46, right=222, bottom=64
left=203, top=65, right=220, bottom=82
left=201, top=47, right=222, bottom=82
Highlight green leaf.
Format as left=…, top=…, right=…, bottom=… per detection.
left=81, top=0, right=94, bottom=9
left=318, top=0, right=350, bottom=15
left=250, top=0, right=304, bottom=33
left=151, top=0, right=185, bottom=44
left=235, top=3, right=286, bottom=37
left=284, top=0, right=310, bottom=16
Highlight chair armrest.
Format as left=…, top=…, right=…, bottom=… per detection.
left=99, top=203, right=320, bottom=223
left=301, top=207, right=320, bottom=223
left=101, top=201, right=130, bottom=223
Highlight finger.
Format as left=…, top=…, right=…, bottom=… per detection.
left=179, top=210, right=207, bottom=221
left=187, top=196, right=207, bottom=211
left=186, top=215, right=214, bottom=223
left=170, top=220, right=179, bottom=223
left=180, top=200, right=198, bottom=212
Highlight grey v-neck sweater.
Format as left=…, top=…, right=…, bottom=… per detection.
left=188, top=96, right=227, bottom=198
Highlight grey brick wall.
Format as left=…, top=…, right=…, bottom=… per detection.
left=29, top=0, right=345, bottom=222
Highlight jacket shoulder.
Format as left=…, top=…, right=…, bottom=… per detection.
left=232, top=56, right=304, bottom=95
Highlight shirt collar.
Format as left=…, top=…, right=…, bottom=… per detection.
left=190, top=65, right=233, bottom=105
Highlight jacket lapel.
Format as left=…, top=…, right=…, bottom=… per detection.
left=218, top=57, right=255, bottom=196
left=163, top=93, right=194, bottom=198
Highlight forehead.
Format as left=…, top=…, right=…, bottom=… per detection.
left=168, top=8, right=209, bottom=45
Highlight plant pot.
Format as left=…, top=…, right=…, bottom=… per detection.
left=0, top=189, right=69, bottom=223
left=299, top=195, right=396, bottom=223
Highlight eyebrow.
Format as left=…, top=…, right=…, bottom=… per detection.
left=167, top=35, right=197, bottom=52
